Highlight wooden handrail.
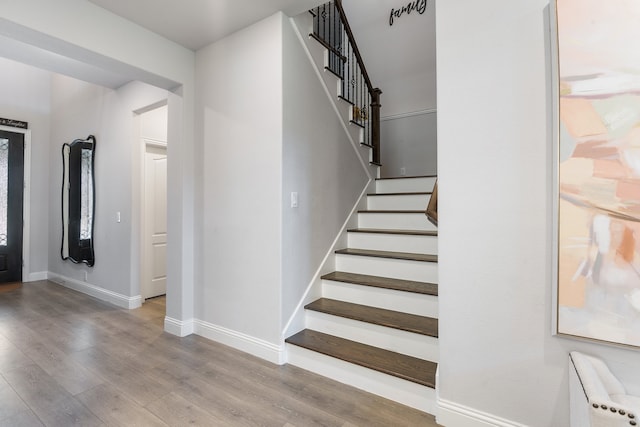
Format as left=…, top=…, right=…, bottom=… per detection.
left=335, top=0, right=382, bottom=166
left=334, top=0, right=374, bottom=93
left=309, top=33, right=347, bottom=62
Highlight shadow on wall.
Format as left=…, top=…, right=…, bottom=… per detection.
left=380, top=111, right=437, bottom=177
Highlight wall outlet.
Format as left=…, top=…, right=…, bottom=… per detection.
left=400, top=167, right=406, bottom=176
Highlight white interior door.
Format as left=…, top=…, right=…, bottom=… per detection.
left=142, top=145, right=167, bottom=299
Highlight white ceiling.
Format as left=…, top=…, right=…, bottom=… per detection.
left=86, top=0, right=326, bottom=51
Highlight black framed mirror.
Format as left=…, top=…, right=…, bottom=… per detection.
left=61, top=135, right=95, bottom=266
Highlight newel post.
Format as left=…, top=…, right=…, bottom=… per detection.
left=371, top=88, right=382, bottom=165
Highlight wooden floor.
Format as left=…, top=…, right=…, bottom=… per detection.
left=0, top=280, right=439, bottom=427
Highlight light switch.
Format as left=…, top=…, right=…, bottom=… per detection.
left=291, top=192, right=299, bottom=208
left=116, top=211, right=121, bottom=223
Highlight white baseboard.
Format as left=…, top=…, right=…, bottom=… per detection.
left=437, top=399, right=528, bottom=427
left=194, top=319, right=284, bottom=365
left=381, top=108, right=437, bottom=121
left=164, top=316, right=194, bottom=337
left=25, top=271, right=48, bottom=282
left=47, top=272, right=142, bottom=309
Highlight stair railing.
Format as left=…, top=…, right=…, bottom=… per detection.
left=310, top=0, right=382, bottom=165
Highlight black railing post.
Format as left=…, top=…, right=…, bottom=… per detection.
left=371, top=88, right=382, bottom=165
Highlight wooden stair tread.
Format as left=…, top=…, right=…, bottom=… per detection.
left=335, top=248, right=438, bottom=263
left=376, top=175, right=437, bottom=180
left=306, top=298, right=438, bottom=337
left=321, top=271, right=438, bottom=296
left=286, top=329, right=437, bottom=388
left=367, top=192, right=432, bottom=196
left=358, top=210, right=425, bottom=214
left=347, top=228, right=437, bottom=236
left=337, top=95, right=355, bottom=106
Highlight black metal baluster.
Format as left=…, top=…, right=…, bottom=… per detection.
left=364, top=91, right=369, bottom=145
left=368, top=91, right=372, bottom=146
left=359, top=65, right=363, bottom=126
left=344, top=41, right=349, bottom=101
left=313, top=7, right=317, bottom=35
left=329, top=3, right=335, bottom=75
left=348, top=43, right=353, bottom=102
left=351, top=49, right=356, bottom=104
left=323, top=3, right=328, bottom=40
left=331, top=2, right=335, bottom=75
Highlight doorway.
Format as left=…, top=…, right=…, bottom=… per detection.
left=140, top=106, right=168, bottom=301
left=0, top=129, right=24, bottom=284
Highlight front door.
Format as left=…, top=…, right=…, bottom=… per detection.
left=0, top=130, right=24, bottom=283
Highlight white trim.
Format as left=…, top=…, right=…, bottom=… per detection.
left=281, top=180, right=371, bottom=339
left=47, top=272, right=142, bottom=309
left=25, top=271, right=47, bottom=282
left=22, top=128, right=31, bottom=283
left=381, top=108, right=437, bottom=121
left=437, top=399, right=528, bottom=427
left=164, top=316, right=194, bottom=337
left=132, top=103, right=168, bottom=305
left=194, top=319, right=285, bottom=365
left=143, top=138, right=167, bottom=149
left=0, top=125, right=31, bottom=282
left=549, top=0, right=560, bottom=337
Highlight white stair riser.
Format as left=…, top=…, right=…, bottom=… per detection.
left=307, top=37, right=335, bottom=87
left=335, top=254, right=438, bottom=283
left=358, top=140, right=372, bottom=161
left=294, top=11, right=313, bottom=35
left=322, top=280, right=438, bottom=318
left=376, top=177, right=436, bottom=193
left=286, top=344, right=437, bottom=414
left=358, top=212, right=436, bottom=231
left=367, top=194, right=431, bottom=211
left=306, top=311, right=439, bottom=362
left=348, top=232, right=438, bottom=255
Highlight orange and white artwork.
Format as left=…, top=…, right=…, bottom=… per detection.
left=557, top=0, right=640, bottom=347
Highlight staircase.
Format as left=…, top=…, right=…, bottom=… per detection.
left=286, top=175, right=438, bottom=414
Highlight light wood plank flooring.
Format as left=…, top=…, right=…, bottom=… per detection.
left=0, top=281, right=439, bottom=426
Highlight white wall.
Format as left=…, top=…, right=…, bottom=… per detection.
left=381, top=111, right=437, bottom=177
left=281, top=16, right=370, bottom=334
left=140, top=105, right=168, bottom=143
left=49, top=75, right=168, bottom=298
left=437, top=1, right=640, bottom=426
left=342, top=0, right=437, bottom=177
left=196, top=14, right=284, bottom=347
left=342, top=0, right=436, bottom=116
left=0, top=58, right=51, bottom=279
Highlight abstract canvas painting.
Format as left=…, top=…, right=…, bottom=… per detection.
left=556, top=0, right=640, bottom=347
